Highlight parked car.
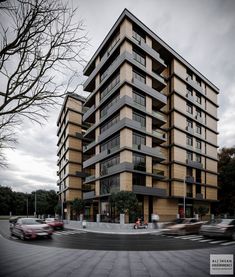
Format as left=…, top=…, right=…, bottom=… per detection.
left=45, top=218, right=64, bottom=230
left=162, top=218, right=205, bottom=235
left=200, top=218, right=235, bottom=240
left=10, top=217, right=53, bottom=240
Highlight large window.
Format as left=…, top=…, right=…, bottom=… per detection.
left=133, top=153, right=146, bottom=171
left=100, top=155, right=120, bottom=176
left=196, top=93, right=201, bottom=104
left=133, top=173, right=146, bottom=186
left=100, top=73, right=120, bottom=100
left=133, top=70, right=146, bottom=83
left=196, top=154, right=201, bottom=163
left=133, top=50, right=146, bottom=66
left=186, top=119, right=193, bottom=129
left=100, top=175, right=120, bottom=195
left=186, top=103, right=193, bottom=114
left=133, top=132, right=145, bottom=147
left=100, top=134, right=120, bottom=153
left=133, top=90, right=145, bottom=107
left=100, top=114, right=120, bottom=134
left=196, top=140, right=201, bottom=149
left=187, top=151, right=193, bottom=161
left=100, top=92, right=120, bottom=118
left=196, top=124, right=201, bottom=134
left=195, top=108, right=202, bottom=118
left=133, top=111, right=146, bottom=127
left=186, top=135, right=193, bottom=146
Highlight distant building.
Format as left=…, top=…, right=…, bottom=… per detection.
left=57, top=9, right=219, bottom=222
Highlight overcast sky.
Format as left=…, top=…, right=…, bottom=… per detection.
left=1, top=0, right=235, bottom=193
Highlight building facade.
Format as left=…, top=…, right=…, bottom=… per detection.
left=57, top=93, right=87, bottom=220
left=57, top=9, right=219, bottom=222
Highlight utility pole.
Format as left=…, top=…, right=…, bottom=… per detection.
left=26, top=197, right=28, bottom=218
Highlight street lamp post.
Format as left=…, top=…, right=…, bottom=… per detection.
left=34, top=190, right=37, bottom=218
left=26, top=197, right=28, bottom=218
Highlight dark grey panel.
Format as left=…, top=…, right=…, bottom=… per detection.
left=133, top=185, right=166, bottom=197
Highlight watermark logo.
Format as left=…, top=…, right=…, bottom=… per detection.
left=210, top=254, right=233, bottom=275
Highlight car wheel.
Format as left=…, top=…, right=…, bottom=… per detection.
left=134, top=225, right=137, bottom=229
left=47, top=235, right=52, bottom=239
left=20, top=232, right=25, bottom=240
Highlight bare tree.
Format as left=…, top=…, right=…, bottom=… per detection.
left=0, top=0, right=88, bottom=165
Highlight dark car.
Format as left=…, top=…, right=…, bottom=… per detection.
left=200, top=218, right=235, bottom=240
left=45, top=218, right=64, bottom=230
left=10, top=217, right=53, bottom=240
left=162, top=218, right=205, bottom=235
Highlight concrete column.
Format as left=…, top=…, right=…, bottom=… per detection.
left=144, top=196, right=149, bottom=222
left=120, top=213, right=125, bottom=225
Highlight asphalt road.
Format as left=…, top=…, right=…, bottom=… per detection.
left=0, top=220, right=234, bottom=277
left=1, top=220, right=235, bottom=251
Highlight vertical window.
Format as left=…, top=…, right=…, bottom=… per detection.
left=133, top=174, right=146, bottom=186
left=196, top=140, right=201, bottom=149
left=186, top=86, right=193, bottom=96
left=187, top=151, right=193, bottom=161
left=100, top=114, right=120, bottom=133
left=133, top=50, right=146, bottom=66
left=196, top=93, right=201, bottom=104
left=186, top=103, right=193, bottom=114
left=133, top=70, right=146, bottom=83
left=133, top=111, right=146, bottom=127
left=100, top=73, right=120, bottom=100
left=186, top=119, right=193, bottom=129
left=196, top=154, right=201, bottom=163
left=187, top=69, right=193, bottom=80
left=186, top=135, right=193, bottom=146
left=196, top=76, right=201, bottom=86
left=133, top=90, right=145, bottom=107
left=100, top=155, right=120, bottom=176
left=196, top=124, right=201, bottom=134
left=100, top=92, right=120, bottom=118
left=195, top=108, right=201, bottom=118
left=100, top=175, right=120, bottom=195
left=133, top=132, right=145, bottom=147
left=100, top=135, right=120, bottom=152
left=133, top=153, right=146, bottom=171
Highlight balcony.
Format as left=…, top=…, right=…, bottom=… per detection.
left=186, top=159, right=203, bottom=169
left=133, top=185, right=166, bottom=197
left=185, top=176, right=194, bottom=183
left=152, top=130, right=166, bottom=143
left=85, top=175, right=95, bottom=183
left=83, top=190, right=95, bottom=200
left=83, top=140, right=96, bottom=152
left=83, top=104, right=96, bottom=122
left=133, top=144, right=164, bottom=162
left=186, top=76, right=205, bottom=95
left=152, top=169, right=164, bottom=176
left=132, top=77, right=166, bottom=108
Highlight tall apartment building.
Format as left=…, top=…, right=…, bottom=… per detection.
left=57, top=93, right=87, bottom=220
left=58, top=9, right=219, bottom=222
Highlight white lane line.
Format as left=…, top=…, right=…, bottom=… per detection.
left=221, top=241, right=235, bottom=246
left=190, top=238, right=205, bottom=241
left=199, top=239, right=214, bottom=243
left=209, top=240, right=227, bottom=244
left=181, top=235, right=203, bottom=240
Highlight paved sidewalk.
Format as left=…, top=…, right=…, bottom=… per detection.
left=64, top=220, right=163, bottom=235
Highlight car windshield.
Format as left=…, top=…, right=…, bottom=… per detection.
left=21, top=218, right=43, bottom=225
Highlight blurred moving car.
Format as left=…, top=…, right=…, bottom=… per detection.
left=9, top=216, right=21, bottom=232
left=200, top=218, right=235, bottom=240
left=162, top=218, right=205, bottom=235
left=10, top=217, right=53, bottom=240
left=45, top=218, right=64, bottom=230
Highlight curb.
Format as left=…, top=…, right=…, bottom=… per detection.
left=64, top=225, right=162, bottom=235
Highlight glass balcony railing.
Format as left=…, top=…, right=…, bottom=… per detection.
left=152, top=169, right=164, bottom=176
left=85, top=175, right=95, bottom=182
left=152, top=110, right=166, bottom=121
left=152, top=130, right=166, bottom=140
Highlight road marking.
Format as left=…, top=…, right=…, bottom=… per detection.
left=221, top=241, right=235, bottom=246
left=199, top=239, right=213, bottom=242
left=53, top=230, right=85, bottom=236
left=181, top=235, right=202, bottom=240
left=209, top=240, right=227, bottom=244
left=190, top=237, right=205, bottom=241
